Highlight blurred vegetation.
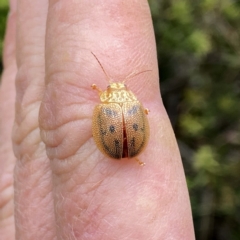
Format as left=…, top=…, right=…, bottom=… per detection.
left=0, top=0, right=239, bottom=239
left=149, top=0, right=240, bottom=239
left=0, top=0, right=8, bottom=72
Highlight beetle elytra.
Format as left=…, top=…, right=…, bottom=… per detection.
left=91, top=52, right=150, bottom=166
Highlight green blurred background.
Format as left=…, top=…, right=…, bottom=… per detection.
left=0, top=0, right=239, bottom=239
left=0, top=0, right=7, bottom=73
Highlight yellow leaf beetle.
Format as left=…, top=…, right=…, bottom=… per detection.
left=91, top=53, right=150, bottom=166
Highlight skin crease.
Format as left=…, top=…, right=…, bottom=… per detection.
left=0, top=0, right=196, bottom=239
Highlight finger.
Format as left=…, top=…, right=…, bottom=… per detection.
left=40, top=0, right=194, bottom=239
left=0, top=1, right=17, bottom=239
left=12, top=0, right=56, bottom=239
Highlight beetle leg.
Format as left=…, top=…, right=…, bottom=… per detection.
left=144, top=108, right=150, bottom=115
left=135, top=158, right=145, bottom=166
left=91, top=84, right=102, bottom=94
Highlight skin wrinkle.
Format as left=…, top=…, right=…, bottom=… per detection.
left=14, top=105, right=39, bottom=136
left=14, top=159, right=48, bottom=192
left=15, top=219, right=54, bottom=240
left=39, top=82, right=94, bottom=131
left=52, top=139, right=96, bottom=174
left=13, top=126, right=41, bottom=152
left=16, top=44, right=44, bottom=68
left=81, top=193, right=105, bottom=224
left=13, top=130, right=42, bottom=162
left=49, top=153, right=93, bottom=177
left=78, top=182, right=154, bottom=238
left=45, top=72, right=95, bottom=98
left=17, top=99, right=43, bottom=121
left=13, top=105, right=40, bottom=142
left=45, top=63, right=92, bottom=85
left=77, top=168, right=106, bottom=191
left=68, top=223, right=78, bottom=240
left=16, top=195, right=52, bottom=229
left=49, top=120, right=88, bottom=147
left=16, top=34, right=45, bottom=68
left=53, top=154, right=117, bottom=195
left=55, top=165, right=105, bottom=196
left=14, top=76, right=44, bottom=129
left=19, top=86, right=44, bottom=107
left=40, top=102, right=93, bottom=132
left=0, top=179, right=13, bottom=220
left=81, top=176, right=110, bottom=196
left=44, top=126, right=92, bottom=160
left=54, top=197, right=78, bottom=239
left=76, top=205, right=104, bottom=239
left=53, top=162, right=137, bottom=239
left=14, top=161, right=55, bottom=236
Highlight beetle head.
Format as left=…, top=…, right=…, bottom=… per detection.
left=107, top=83, right=127, bottom=91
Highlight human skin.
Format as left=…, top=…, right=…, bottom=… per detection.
left=0, top=0, right=195, bottom=239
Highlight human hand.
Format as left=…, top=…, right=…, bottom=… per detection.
left=0, top=0, right=195, bottom=239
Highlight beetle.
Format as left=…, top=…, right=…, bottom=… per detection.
left=91, top=52, right=150, bottom=166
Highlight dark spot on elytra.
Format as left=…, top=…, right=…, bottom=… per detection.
left=127, top=105, right=139, bottom=116
left=114, top=139, right=120, bottom=152
left=109, top=125, right=115, bottom=133
left=130, top=137, right=135, bottom=147
left=100, top=129, right=107, bottom=135
left=112, top=139, right=121, bottom=159
left=132, top=123, right=138, bottom=131
left=104, top=108, right=117, bottom=117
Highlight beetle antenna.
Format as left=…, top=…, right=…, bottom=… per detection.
left=122, top=70, right=152, bottom=83
left=91, top=52, right=112, bottom=83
